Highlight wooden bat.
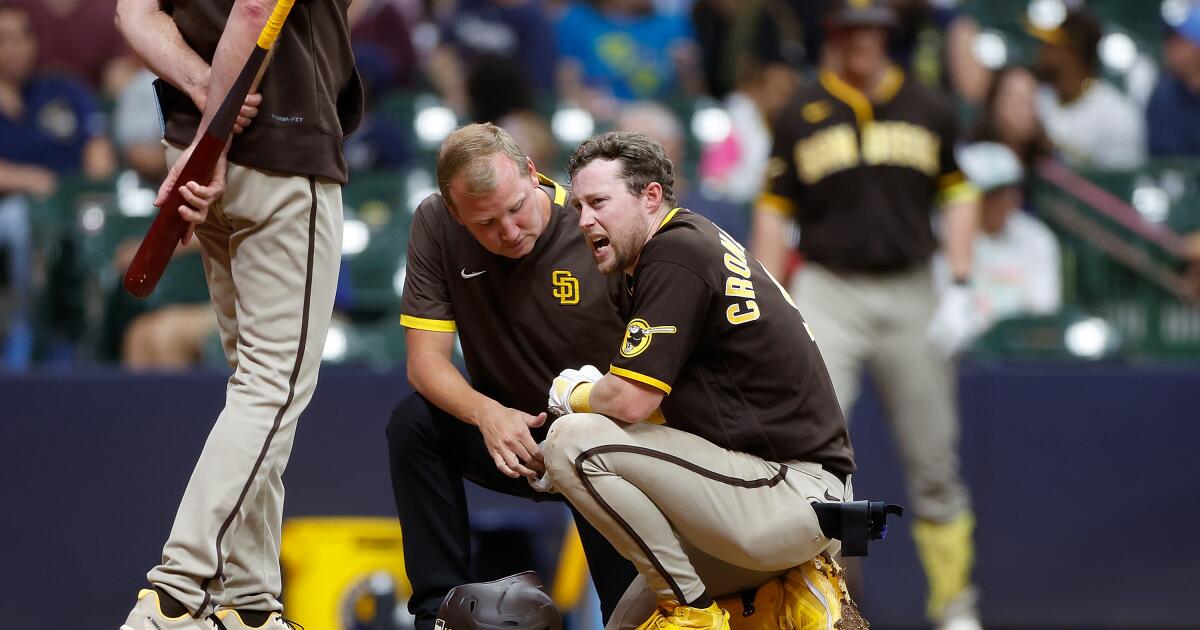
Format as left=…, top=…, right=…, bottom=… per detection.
left=124, top=0, right=296, bottom=298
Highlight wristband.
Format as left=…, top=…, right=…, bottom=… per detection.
left=568, top=382, right=594, bottom=413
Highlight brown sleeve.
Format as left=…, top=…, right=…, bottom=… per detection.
left=757, top=115, right=802, bottom=217
left=610, top=260, right=710, bottom=394
left=399, top=199, right=457, bottom=332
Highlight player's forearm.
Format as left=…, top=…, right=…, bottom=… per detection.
left=941, top=199, right=979, bottom=281
left=750, top=208, right=790, bottom=281
left=199, top=0, right=273, bottom=132
left=587, top=374, right=663, bottom=423
left=115, top=0, right=209, bottom=106
left=407, top=352, right=504, bottom=428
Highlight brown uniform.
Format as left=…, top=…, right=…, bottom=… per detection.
left=757, top=66, right=975, bottom=524
left=400, top=174, right=628, bottom=416
left=143, top=0, right=362, bottom=619
left=544, top=209, right=854, bottom=615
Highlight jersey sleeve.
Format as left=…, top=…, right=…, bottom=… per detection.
left=757, top=116, right=802, bottom=217
left=609, top=260, right=710, bottom=394
left=399, top=203, right=456, bottom=332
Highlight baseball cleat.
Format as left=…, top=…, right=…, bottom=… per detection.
left=216, top=610, right=299, bottom=629
left=120, top=589, right=224, bottom=630
left=635, top=601, right=730, bottom=630
left=782, top=553, right=868, bottom=630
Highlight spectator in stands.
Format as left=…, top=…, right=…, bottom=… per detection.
left=887, top=0, right=991, bottom=104
left=0, top=4, right=116, bottom=370
left=499, top=109, right=559, bottom=175
left=555, top=0, right=702, bottom=118
left=933, top=142, right=1061, bottom=345
left=1028, top=6, right=1145, bottom=170
left=689, top=0, right=806, bottom=99
left=1147, top=4, right=1200, bottom=157
left=971, top=65, right=1054, bottom=169
left=428, top=0, right=554, bottom=121
left=112, top=66, right=168, bottom=182
left=11, top=0, right=138, bottom=97
left=350, top=0, right=418, bottom=96
left=116, top=240, right=216, bottom=371
left=614, top=100, right=749, bottom=242
left=698, top=57, right=800, bottom=206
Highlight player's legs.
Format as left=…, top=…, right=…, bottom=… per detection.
left=146, top=162, right=343, bottom=617
left=386, top=393, right=636, bottom=629
left=543, top=413, right=844, bottom=605
left=791, top=264, right=874, bottom=417
left=869, top=267, right=975, bottom=625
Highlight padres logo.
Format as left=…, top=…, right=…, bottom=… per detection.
left=552, top=270, right=580, bottom=305
left=621, top=319, right=677, bottom=358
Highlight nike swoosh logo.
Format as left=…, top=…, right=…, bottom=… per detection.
left=460, top=268, right=487, bottom=279
left=823, top=490, right=841, bottom=502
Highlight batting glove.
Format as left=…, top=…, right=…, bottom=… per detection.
left=928, top=284, right=978, bottom=357
left=548, top=365, right=604, bottom=416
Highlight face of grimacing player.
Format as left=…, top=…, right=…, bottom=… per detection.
left=448, top=153, right=550, bottom=259
left=573, top=158, right=658, bottom=276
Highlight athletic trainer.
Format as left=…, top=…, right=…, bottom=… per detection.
left=390, top=123, right=637, bottom=630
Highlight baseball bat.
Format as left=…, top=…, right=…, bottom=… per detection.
left=124, top=0, right=296, bottom=298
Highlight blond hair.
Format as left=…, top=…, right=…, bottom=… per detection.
left=436, top=123, right=529, bottom=209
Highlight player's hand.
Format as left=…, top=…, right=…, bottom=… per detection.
left=547, top=365, right=604, bottom=416
left=156, top=143, right=227, bottom=246
left=928, top=284, right=977, bottom=357
left=191, top=69, right=262, bottom=134
left=478, top=404, right=547, bottom=479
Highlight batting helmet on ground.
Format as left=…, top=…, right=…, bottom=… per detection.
left=435, top=572, right=562, bottom=630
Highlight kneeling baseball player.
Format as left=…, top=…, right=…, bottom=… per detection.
left=541, top=132, right=865, bottom=630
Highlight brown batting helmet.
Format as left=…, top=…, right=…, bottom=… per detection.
left=825, top=0, right=898, bottom=30
left=435, top=572, right=562, bottom=630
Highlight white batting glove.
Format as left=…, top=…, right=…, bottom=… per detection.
left=547, top=364, right=604, bottom=416
left=928, top=284, right=978, bottom=358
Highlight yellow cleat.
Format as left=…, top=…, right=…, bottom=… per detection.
left=782, top=553, right=868, bottom=630
left=719, top=578, right=784, bottom=630
left=635, top=601, right=731, bottom=630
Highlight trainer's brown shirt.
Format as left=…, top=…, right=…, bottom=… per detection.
left=610, top=209, right=854, bottom=475
left=160, top=0, right=363, bottom=184
left=759, top=66, right=978, bottom=272
left=401, top=175, right=627, bottom=416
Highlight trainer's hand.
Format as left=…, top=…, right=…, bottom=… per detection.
left=547, top=365, right=604, bottom=416
left=928, top=284, right=977, bottom=357
left=156, top=143, right=227, bottom=246
left=478, top=404, right=547, bottom=479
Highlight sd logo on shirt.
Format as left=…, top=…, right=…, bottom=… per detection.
left=621, top=318, right=676, bottom=358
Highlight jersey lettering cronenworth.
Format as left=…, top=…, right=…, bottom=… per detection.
left=610, top=209, right=854, bottom=475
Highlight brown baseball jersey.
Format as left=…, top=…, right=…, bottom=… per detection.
left=759, top=66, right=978, bottom=272
left=401, top=174, right=628, bottom=417
left=610, top=208, right=854, bottom=475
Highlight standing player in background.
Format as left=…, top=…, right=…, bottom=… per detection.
left=390, top=123, right=637, bottom=630
left=750, top=1, right=982, bottom=629
left=542, top=131, right=862, bottom=630
left=114, top=1, right=362, bottom=628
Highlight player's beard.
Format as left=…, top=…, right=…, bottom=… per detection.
left=594, top=219, right=643, bottom=275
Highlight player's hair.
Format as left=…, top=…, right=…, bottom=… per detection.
left=437, top=123, right=529, bottom=210
left=567, top=132, right=677, bottom=208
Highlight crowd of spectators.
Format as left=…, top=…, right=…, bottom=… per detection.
left=1, top=0, right=1198, bottom=371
